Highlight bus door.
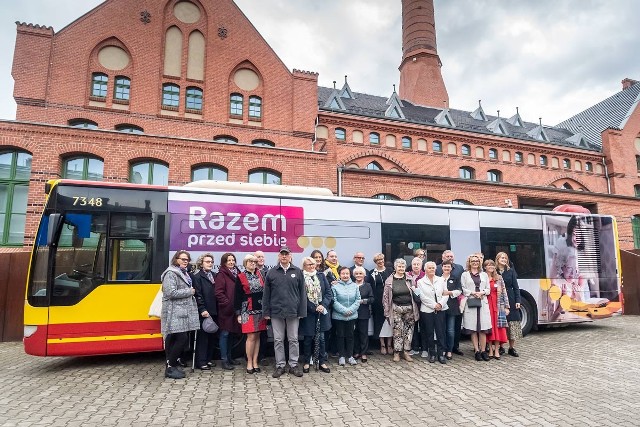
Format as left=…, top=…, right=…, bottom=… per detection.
left=448, top=209, right=481, bottom=263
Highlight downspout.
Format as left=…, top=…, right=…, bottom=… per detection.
left=337, top=166, right=343, bottom=197
left=602, top=157, right=611, bottom=194
left=311, top=115, right=319, bottom=151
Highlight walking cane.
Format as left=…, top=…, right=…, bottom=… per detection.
left=313, top=316, right=321, bottom=371
left=191, top=330, right=197, bottom=373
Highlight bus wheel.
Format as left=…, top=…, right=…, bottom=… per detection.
left=520, top=297, right=536, bottom=336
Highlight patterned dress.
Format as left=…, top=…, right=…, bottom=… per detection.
left=237, top=271, right=267, bottom=333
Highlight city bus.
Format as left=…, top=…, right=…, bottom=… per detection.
left=24, top=179, right=622, bottom=356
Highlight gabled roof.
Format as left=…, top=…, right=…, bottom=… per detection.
left=556, top=81, right=640, bottom=148
left=317, top=86, right=595, bottom=151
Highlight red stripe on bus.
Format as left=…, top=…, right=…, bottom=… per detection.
left=47, top=337, right=164, bottom=357
left=24, top=325, right=48, bottom=357
left=48, top=319, right=160, bottom=339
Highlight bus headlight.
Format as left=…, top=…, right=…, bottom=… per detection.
left=24, top=325, right=38, bottom=338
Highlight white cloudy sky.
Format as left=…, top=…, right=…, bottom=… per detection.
left=1, top=0, right=639, bottom=126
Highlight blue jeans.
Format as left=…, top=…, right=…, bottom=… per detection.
left=446, top=313, right=463, bottom=352
left=219, top=330, right=230, bottom=362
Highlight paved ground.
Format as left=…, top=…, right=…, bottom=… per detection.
left=1, top=316, right=640, bottom=426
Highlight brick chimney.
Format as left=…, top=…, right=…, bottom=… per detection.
left=398, top=0, right=448, bottom=108
left=622, top=78, right=638, bottom=90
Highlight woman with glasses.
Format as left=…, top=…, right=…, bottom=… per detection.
left=161, top=250, right=199, bottom=379
left=332, top=266, right=361, bottom=366
left=369, top=253, right=393, bottom=354
left=353, top=266, right=374, bottom=362
left=483, top=259, right=509, bottom=360
left=496, top=252, right=522, bottom=357
left=215, top=252, right=241, bottom=370
left=192, top=253, right=217, bottom=371
left=299, top=256, right=332, bottom=373
left=406, top=256, right=425, bottom=356
left=236, top=254, right=267, bottom=374
left=461, top=254, right=492, bottom=361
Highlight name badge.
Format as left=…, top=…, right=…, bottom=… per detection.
left=291, top=273, right=296, bottom=278
left=494, top=282, right=498, bottom=288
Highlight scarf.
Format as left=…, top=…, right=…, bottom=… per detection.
left=179, top=267, right=192, bottom=286
left=324, top=259, right=339, bottom=281
left=303, top=270, right=321, bottom=305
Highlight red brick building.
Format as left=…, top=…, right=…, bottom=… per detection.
left=2, top=0, right=640, bottom=252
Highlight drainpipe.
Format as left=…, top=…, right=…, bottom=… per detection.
left=337, top=166, right=343, bottom=197
left=311, top=115, right=319, bottom=151
left=602, top=157, right=611, bottom=194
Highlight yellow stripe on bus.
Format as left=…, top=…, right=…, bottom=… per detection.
left=47, top=333, right=163, bottom=344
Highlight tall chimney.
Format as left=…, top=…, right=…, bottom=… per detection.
left=398, top=0, right=449, bottom=108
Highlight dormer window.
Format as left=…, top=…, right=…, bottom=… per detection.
left=335, top=128, right=346, bottom=141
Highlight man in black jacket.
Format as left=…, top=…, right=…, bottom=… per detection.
left=436, top=250, right=464, bottom=280
left=264, top=246, right=307, bottom=378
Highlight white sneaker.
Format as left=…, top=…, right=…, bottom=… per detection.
left=348, top=357, right=358, bottom=366
left=409, top=350, right=419, bottom=356
left=338, top=357, right=345, bottom=366
left=421, top=351, right=429, bottom=358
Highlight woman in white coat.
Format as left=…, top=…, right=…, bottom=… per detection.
left=461, top=254, right=491, bottom=362
left=414, top=261, right=449, bottom=364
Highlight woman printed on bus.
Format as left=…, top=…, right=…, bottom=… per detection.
left=383, top=258, right=420, bottom=363
left=353, top=266, right=374, bottom=362
left=299, top=256, right=332, bottom=373
left=215, top=252, right=242, bottom=370
left=496, top=252, right=522, bottom=357
left=483, top=259, right=509, bottom=360
left=406, top=256, right=425, bottom=356
left=370, top=253, right=393, bottom=355
left=414, top=261, right=448, bottom=364
left=331, top=266, right=361, bottom=366
left=461, top=254, right=492, bottom=362
left=161, top=250, right=200, bottom=379
left=440, top=260, right=464, bottom=360
left=235, top=254, right=267, bottom=374
left=192, top=253, right=218, bottom=371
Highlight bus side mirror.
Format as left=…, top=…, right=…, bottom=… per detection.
left=47, top=213, right=62, bottom=246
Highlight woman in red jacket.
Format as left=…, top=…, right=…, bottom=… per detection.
left=215, top=252, right=241, bottom=370
left=236, top=254, right=267, bottom=374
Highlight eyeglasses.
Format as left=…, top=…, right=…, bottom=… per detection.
left=202, top=260, right=213, bottom=263
left=178, top=258, right=190, bottom=262
left=354, top=256, right=365, bottom=260
left=303, top=263, right=315, bottom=266
left=247, top=260, right=257, bottom=263
left=374, top=258, right=384, bottom=262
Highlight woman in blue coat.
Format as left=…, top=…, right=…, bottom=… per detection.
left=299, top=256, right=333, bottom=373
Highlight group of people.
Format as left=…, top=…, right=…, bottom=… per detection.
left=159, top=246, right=523, bottom=380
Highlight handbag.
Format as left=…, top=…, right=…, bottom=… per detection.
left=202, top=316, right=219, bottom=333
left=148, top=288, right=162, bottom=318
left=466, top=296, right=482, bottom=308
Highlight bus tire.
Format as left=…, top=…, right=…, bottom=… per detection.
left=520, top=295, right=536, bottom=337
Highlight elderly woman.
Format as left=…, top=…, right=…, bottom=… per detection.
left=215, top=252, right=241, bottom=370
left=370, top=253, right=393, bottom=355
left=192, top=253, right=217, bottom=371
left=440, top=260, right=463, bottom=360
left=496, top=252, right=522, bottom=357
left=353, top=266, right=374, bottom=362
left=406, top=256, right=425, bottom=356
left=299, top=256, right=332, bottom=373
left=484, top=259, right=509, bottom=360
left=415, top=261, right=448, bottom=364
left=461, top=254, right=491, bottom=362
left=332, top=266, right=361, bottom=366
left=236, top=254, right=267, bottom=374
left=161, top=250, right=199, bottom=379
left=383, top=258, right=420, bottom=362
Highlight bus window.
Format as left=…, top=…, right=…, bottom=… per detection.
left=480, top=227, right=544, bottom=279
left=108, top=213, right=153, bottom=281
left=381, top=223, right=449, bottom=266
left=51, top=213, right=107, bottom=306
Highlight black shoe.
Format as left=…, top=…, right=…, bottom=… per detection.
left=207, top=361, right=216, bottom=368
left=475, top=351, right=482, bottom=361
left=272, top=366, right=286, bottom=378
left=508, top=348, right=519, bottom=357
left=319, top=365, right=331, bottom=373
left=221, top=361, right=235, bottom=370
left=253, top=367, right=261, bottom=373
left=452, top=349, right=464, bottom=356
left=438, top=355, right=447, bottom=364
left=481, top=351, right=490, bottom=361
left=499, top=346, right=506, bottom=355
left=289, top=364, right=303, bottom=377
left=197, top=365, right=211, bottom=371
left=165, top=367, right=185, bottom=379
left=246, top=368, right=255, bottom=374
left=229, top=358, right=241, bottom=366
left=428, top=355, right=436, bottom=363
left=176, top=358, right=187, bottom=368
left=175, top=366, right=185, bottom=374
left=366, top=350, right=373, bottom=356
left=303, top=366, right=310, bottom=374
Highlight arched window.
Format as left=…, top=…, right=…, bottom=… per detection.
left=633, top=215, right=640, bottom=249
left=540, top=155, right=548, bottom=166
left=401, top=136, right=411, bottom=149
left=487, top=169, right=502, bottom=182
left=130, top=160, right=169, bottom=185
left=192, top=165, right=228, bottom=182
left=185, top=87, right=203, bottom=111
left=0, top=150, right=32, bottom=245
left=369, top=132, right=380, bottom=145
left=461, top=144, right=471, bottom=156
left=563, top=158, right=571, bottom=169
left=515, top=152, right=523, bottom=163
left=335, top=128, right=346, bottom=141
left=488, top=148, right=498, bottom=160
left=63, top=156, right=104, bottom=181
left=91, top=72, right=108, bottom=98
left=637, top=156, right=640, bottom=173
left=69, top=119, right=98, bottom=129
left=372, top=193, right=399, bottom=200
left=585, top=162, right=593, bottom=172
left=113, top=76, right=130, bottom=101
left=213, top=135, right=238, bottom=144
left=115, top=124, right=144, bottom=134
left=450, top=199, right=473, bottom=205
left=366, top=162, right=382, bottom=171
left=248, top=169, right=281, bottom=185
left=162, top=83, right=180, bottom=108
left=562, top=182, right=573, bottom=190
left=635, top=185, right=640, bottom=198
left=432, top=140, right=443, bottom=152
left=410, top=196, right=437, bottom=203
left=251, top=139, right=275, bottom=147
left=459, top=167, right=475, bottom=180
left=249, top=96, right=262, bottom=120
left=230, top=93, right=243, bottom=116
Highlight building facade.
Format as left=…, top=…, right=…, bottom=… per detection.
left=2, top=0, right=640, bottom=252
